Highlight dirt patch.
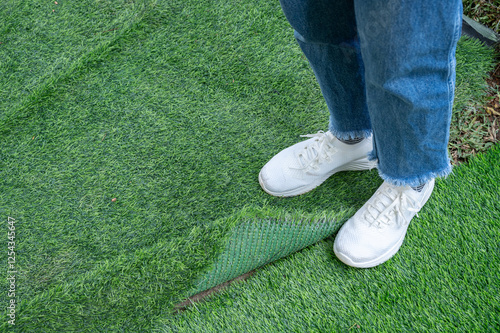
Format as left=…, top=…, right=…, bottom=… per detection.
left=485, top=59, right=500, bottom=138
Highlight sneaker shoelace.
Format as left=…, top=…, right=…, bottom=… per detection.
left=292, top=131, right=338, bottom=172
left=364, top=185, right=421, bottom=229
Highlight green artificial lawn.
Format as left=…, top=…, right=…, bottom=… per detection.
left=161, top=144, right=500, bottom=332
left=0, top=0, right=498, bottom=331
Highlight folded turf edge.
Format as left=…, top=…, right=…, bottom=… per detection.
left=175, top=205, right=355, bottom=307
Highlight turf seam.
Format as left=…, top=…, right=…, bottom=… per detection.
left=0, top=0, right=152, bottom=134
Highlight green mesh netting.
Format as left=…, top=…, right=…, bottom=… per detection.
left=191, top=217, right=345, bottom=295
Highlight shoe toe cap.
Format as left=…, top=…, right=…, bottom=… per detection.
left=259, top=164, right=287, bottom=194
left=333, top=222, right=386, bottom=268
left=334, top=238, right=375, bottom=268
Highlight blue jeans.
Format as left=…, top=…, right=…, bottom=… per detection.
left=279, top=0, right=463, bottom=187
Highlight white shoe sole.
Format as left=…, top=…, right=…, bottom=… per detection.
left=258, top=156, right=377, bottom=197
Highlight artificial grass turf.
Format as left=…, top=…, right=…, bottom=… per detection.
left=161, top=144, right=500, bottom=332
left=0, top=0, right=497, bottom=331
left=0, top=1, right=379, bottom=330
left=0, top=0, right=149, bottom=128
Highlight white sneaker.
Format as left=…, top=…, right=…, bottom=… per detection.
left=258, top=131, right=376, bottom=197
left=334, top=179, right=435, bottom=268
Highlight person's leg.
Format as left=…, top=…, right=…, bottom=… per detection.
left=279, top=0, right=371, bottom=140
left=258, top=0, right=377, bottom=197
left=354, top=0, right=463, bottom=187
left=334, top=0, right=463, bottom=268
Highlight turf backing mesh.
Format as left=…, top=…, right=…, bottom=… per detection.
left=192, top=217, right=345, bottom=295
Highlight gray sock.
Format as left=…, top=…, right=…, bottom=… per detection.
left=338, top=136, right=425, bottom=192
left=337, top=137, right=365, bottom=145
left=411, top=183, right=426, bottom=192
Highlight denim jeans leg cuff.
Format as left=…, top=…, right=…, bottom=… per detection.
left=375, top=162, right=453, bottom=188
left=328, top=127, right=372, bottom=141
left=367, top=149, right=378, bottom=162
